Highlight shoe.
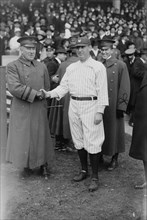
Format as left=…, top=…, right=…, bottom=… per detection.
left=89, top=178, right=99, bottom=192
left=128, top=121, right=134, bottom=127
left=20, top=168, right=33, bottom=179
left=107, top=160, right=118, bottom=171
left=134, top=182, right=147, bottom=189
left=73, top=170, right=88, bottom=182
left=40, top=165, right=49, bottom=180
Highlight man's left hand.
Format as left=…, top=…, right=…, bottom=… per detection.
left=94, top=112, right=103, bottom=125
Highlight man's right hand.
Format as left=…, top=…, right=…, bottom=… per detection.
left=36, top=91, right=45, bottom=100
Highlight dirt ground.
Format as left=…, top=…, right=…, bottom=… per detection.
left=1, top=120, right=147, bottom=220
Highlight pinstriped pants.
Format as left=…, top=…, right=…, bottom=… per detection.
left=68, top=99, right=105, bottom=154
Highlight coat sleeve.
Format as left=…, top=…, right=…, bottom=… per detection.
left=117, top=61, right=130, bottom=111
left=6, top=62, right=37, bottom=103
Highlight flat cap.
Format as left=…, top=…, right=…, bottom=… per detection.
left=17, top=36, right=38, bottom=46
left=125, top=48, right=136, bottom=55
left=37, top=30, right=46, bottom=36
left=75, top=37, right=91, bottom=47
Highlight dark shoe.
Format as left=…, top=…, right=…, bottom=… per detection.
left=107, top=160, right=118, bottom=171
left=134, top=182, right=147, bottom=189
left=73, top=170, right=88, bottom=182
left=128, top=121, right=134, bottom=127
left=40, top=165, right=49, bottom=180
left=20, top=168, right=33, bottom=179
left=89, top=178, right=99, bottom=192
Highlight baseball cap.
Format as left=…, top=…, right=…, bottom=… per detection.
left=75, top=37, right=91, bottom=47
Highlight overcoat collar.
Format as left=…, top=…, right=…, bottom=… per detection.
left=19, top=55, right=37, bottom=67
left=102, top=56, right=117, bottom=68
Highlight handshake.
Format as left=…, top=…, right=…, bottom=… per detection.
left=35, top=91, right=45, bottom=100
left=36, top=89, right=51, bottom=99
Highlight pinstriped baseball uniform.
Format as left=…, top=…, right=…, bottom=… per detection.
left=50, top=56, right=109, bottom=154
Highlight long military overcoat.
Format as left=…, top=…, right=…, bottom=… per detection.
left=102, top=57, right=130, bottom=156
left=6, top=56, right=54, bottom=170
left=129, top=72, right=147, bottom=162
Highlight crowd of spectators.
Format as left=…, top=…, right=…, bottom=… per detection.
left=0, top=0, right=147, bottom=65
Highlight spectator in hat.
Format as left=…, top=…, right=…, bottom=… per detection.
left=111, top=36, right=122, bottom=60
left=124, top=48, right=136, bottom=126
left=48, top=47, right=67, bottom=150
left=23, top=24, right=34, bottom=37
left=90, top=38, right=100, bottom=61
left=9, top=27, right=21, bottom=55
left=127, top=48, right=147, bottom=127
left=117, top=33, right=128, bottom=57
left=6, top=36, right=54, bottom=179
left=36, top=29, right=46, bottom=61
left=98, top=37, right=130, bottom=171
left=49, top=40, right=79, bottom=152
left=41, top=36, right=108, bottom=192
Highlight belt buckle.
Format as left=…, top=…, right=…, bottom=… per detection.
left=91, top=96, right=94, bottom=100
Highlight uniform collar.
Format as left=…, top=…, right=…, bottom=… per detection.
left=102, top=56, right=116, bottom=67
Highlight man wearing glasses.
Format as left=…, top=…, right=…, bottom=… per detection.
left=6, top=36, right=54, bottom=179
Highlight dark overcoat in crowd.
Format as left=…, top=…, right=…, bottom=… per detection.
left=129, top=57, right=147, bottom=108
left=101, top=57, right=130, bottom=156
left=52, top=55, right=79, bottom=139
left=6, top=56, right=54, bottom=170
left=129, top=72, right=147, bottom=161
left=43, top=57, right=60, bottom=89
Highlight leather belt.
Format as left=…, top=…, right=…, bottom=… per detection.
left=71, top=96, right=97, bottom=101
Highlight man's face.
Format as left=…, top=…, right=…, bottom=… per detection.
left=101, top=46, right=112, bottom=60
left=76, top=45, right=90, bottom=61
left=21, top=45, right=36, bottom=61
left=46, top=47, right=55, bottom=59
left=58, top=53, right=67, bottom=62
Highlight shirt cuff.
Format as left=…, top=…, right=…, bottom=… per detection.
left=97, top=105, right=105, bottom=114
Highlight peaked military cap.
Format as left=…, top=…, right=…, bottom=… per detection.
left=17, top=36, right=38, bottom=46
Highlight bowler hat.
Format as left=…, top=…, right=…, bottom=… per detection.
left=17, top=36, right=38, bottom=46
left=75, top=37, right=91, bottom=47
